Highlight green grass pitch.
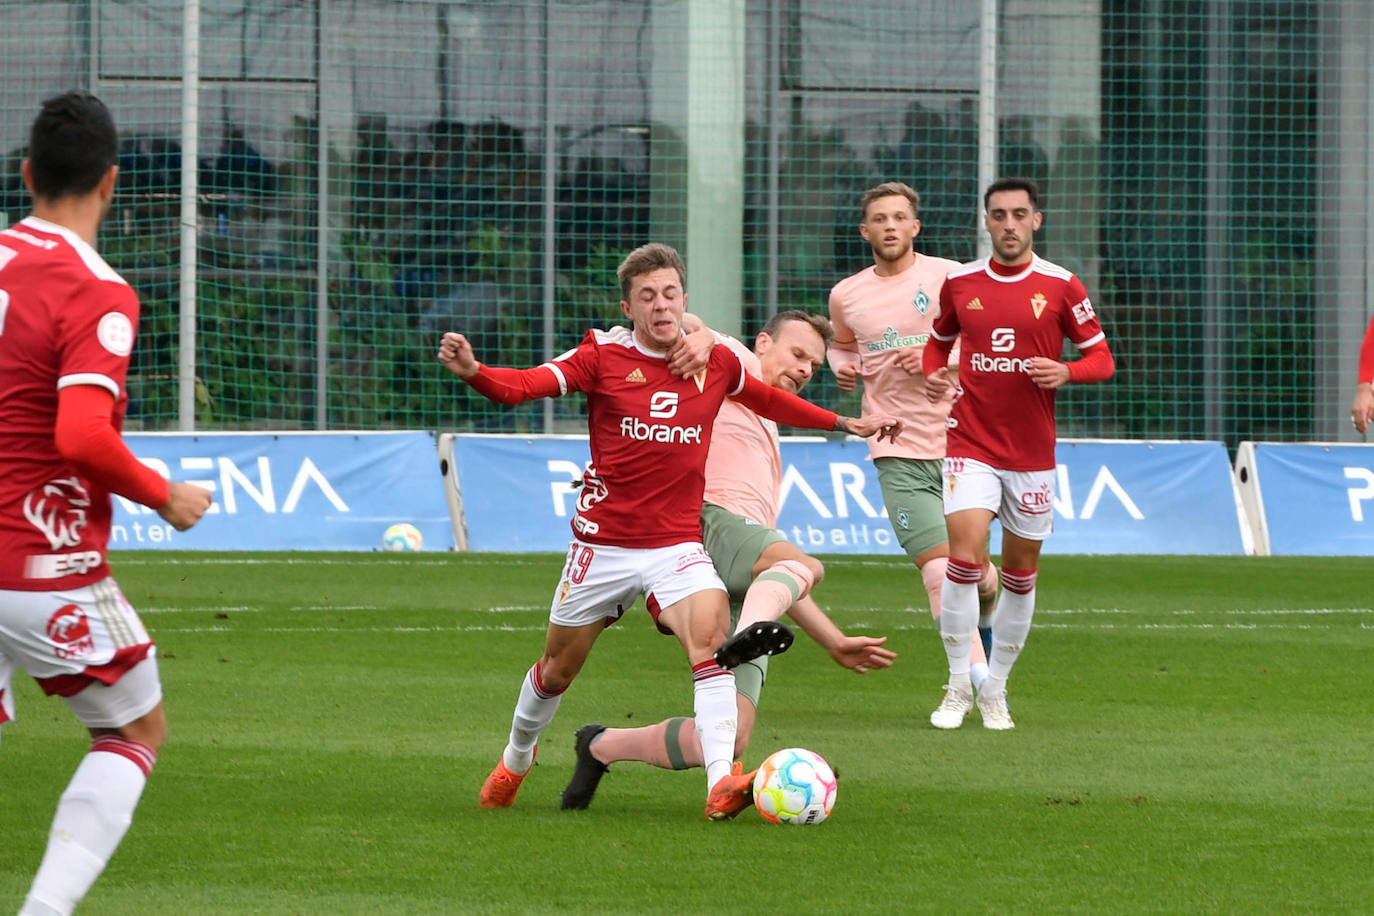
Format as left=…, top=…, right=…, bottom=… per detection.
left=3, top=552, right=1373, bottom=914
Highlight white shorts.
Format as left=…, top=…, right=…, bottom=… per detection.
left=942, top=457, right=1056, bottom=541
left=550, top=538, right=727, bottom=631
left=0, top=577, right=163, bottom=728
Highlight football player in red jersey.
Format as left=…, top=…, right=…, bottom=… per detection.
left=1351, top=316, right=1374, bottom=435
left=0, top=93, right=212, bottom=916
left=438, top=242, right=900, bottom=818
left=921, top=177, right=1114, bottom=730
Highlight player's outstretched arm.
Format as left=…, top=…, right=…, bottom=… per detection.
left=732, top=374, right=901, bottom=441
left=835, top=414, right=903, bottom=443
left=437, top=331, right=480, bottom=379
left=436, top=330, right=562, bottom=404
left=786, top=595, right=896, bottom=674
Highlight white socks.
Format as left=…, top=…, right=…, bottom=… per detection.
left=692, top=661, right=738, bottom=788
left=988, top=568, right=1038, bottom=682
left=503, top=662, right=562, bottom=773
left=23, top=738, right=155, bottom=916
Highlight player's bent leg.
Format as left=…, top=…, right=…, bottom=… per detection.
left=24, top=670, right=163, bottom=916
left=732, top=553, right=818, bottom=640
left=658, top=590, right=740, bottom=800
left=483, top=625, right=596, bottom=809
left=713, top=619, right=794, bottom=670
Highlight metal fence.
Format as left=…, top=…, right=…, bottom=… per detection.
left=2, top=0, right=1369, bottom=445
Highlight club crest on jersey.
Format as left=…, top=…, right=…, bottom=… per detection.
left=625, top=368, right=646, bottom=383
left=23, top=477, right=90, bottom=551
left=691, top=369, right=707, bottom=393
left=913, top=290, right=930, bottom=315
left=1031, top=293, right=1048, bottom=319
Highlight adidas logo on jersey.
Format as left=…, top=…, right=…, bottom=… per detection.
left=625, top=368, right=646, bottom=383
left=966, top=297, right=983, bottom=310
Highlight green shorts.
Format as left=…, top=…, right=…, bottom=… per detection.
left=875, top=456, right=948, bottom=560
left=700, top=502, right=779, bottom=707
left=700, top=503, right=787, bottom=598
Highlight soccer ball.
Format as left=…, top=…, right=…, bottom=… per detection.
left=382, top=523, right=423, bottom=552
left=752, top=747, right=837, bottom=825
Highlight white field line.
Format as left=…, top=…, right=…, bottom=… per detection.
left=143, top=605, right=1374, bottom=636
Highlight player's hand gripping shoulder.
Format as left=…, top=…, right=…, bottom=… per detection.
left=437, top=332, right=481, bottom=380
left=667, top=316, right=715, bottom=377
left=159, top=481, right=212, bottom=531
left=835, top=414, right=902, bottom=442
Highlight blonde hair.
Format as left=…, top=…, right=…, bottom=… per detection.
left=860, top=181, right=920, bottom=221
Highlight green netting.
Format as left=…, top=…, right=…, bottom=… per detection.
left=1, top=0, right=1367, bottom=444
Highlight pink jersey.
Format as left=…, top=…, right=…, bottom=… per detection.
left=932, top=255, right=1107, bottom=471
left=702, top=336, right=780, bottom=526
left=547, top=327, right=747, bottom=548
left=828, top=253, right=960, bottom=460
left=0, top=217, right=141, bottom=590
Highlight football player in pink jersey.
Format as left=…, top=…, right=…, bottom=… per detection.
left=559, top=310, right=896, bottom=816
left=827, top=181, right=1000, bottom=721
left=1351, top=316, right=1373, bottom=434
left=437, top=243, right=901, bottom=819
left=0, top=93, right=212, bottom=916
left=922, top=177, right=1115, bottom=729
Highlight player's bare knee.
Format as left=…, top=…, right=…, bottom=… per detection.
left=107, top=703, right=167, bottom=752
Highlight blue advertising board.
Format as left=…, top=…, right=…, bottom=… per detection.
left=1238, top=442, right=1374, bottom=556
left=448, top=435, right=1249, bottom=555
left=117, top=431, right=453, bottom=551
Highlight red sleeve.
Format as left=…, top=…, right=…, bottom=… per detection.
left=924, top=285, right=958, bottom=375
left=55, top=385, right=170, bottom=509
left=1359, top=317, right=1374, bottom=385
left=1065, top=339, right=1115, bottom=384
left=922, top=335, right=954, bottom=376
left=730, top=373, right=839, bottom=431
left=466, top=363, right=563, bottom=404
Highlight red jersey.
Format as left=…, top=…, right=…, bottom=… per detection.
left=932, top=255, right=1107, bottom=471
left=0, top=217, right=141, bottom=589
left=548, top=326, right=748, bottom=548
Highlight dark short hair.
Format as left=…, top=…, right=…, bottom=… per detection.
left=761, top=309, right=833, bottom=349
left=616, top=242, right=686, bottom=300
left=860, top=181, right=920, bottom=221
left=983, top=176, right=1041, bottom=211
left=27, top=91, right=119, bottom=200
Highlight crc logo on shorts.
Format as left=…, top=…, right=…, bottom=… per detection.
left=47, top=604, right=95, bottom=659
left=674, top=547, right=714, bottom=573
left=23, top=476, right=90, bottom=550
left=896, top=508, right=910, bottom=530
left=1018, top=482, right=1054, bottom=515
left=649, top=391, right=678, bottom=418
